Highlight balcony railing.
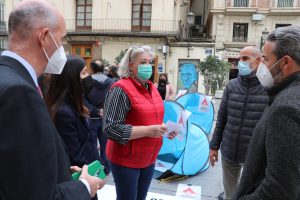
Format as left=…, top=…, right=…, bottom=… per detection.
left=234, top=0, right=249, bottom=7
left=277, top=0, right=294, bottom=7
left=0, top=21, right=6, bottom=32
left=232, top=36, right=247, bottom=42
left=65, top=19, right=179, bottom=36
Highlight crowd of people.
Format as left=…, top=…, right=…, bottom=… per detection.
left=0, top=0, right=300, bottom=200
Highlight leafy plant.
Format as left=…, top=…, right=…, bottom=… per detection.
left=114, top=50, right=126, bottom=65
left=100, top=58, right=110, bottom=67
left=199, top=55, right=231, bottom=96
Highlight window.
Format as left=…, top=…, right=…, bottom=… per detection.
left=0, top=37, right=7, bottom=52
left=234, top=0, right=249, bottom=7
left=0, top=2, right=5, bottom=31
left=232, top=23, right=248, bottom=42
left=275, top=24, right=291, bottom=28
left=132, top=0, right=152, bottom=32
left=277, top=0, right=294, bottom=7
left=76, top=0, right=92, bottom=29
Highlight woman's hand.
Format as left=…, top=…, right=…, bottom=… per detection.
left=167, top=131, right=178, bottom=140
left=148, top=124, right=167, bottom=138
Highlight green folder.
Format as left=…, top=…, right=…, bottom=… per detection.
left=72, top=160, right=106, bottom=180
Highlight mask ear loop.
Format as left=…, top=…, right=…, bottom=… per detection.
left=40, top=32, right=51, bottom=61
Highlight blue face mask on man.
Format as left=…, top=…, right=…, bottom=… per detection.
left=238, top=61, right=253, bottom=76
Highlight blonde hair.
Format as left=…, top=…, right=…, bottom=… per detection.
left=118, top=45, right=154, bottom=78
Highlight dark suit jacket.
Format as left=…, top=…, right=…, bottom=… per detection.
left=55, top=103, right=100, bottom=167
left=0, top=56, right=90, bottom=200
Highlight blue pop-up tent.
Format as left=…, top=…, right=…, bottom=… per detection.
left=155, top=100, right=210, bottom=181
left=176, top=92, right=214, bottom=135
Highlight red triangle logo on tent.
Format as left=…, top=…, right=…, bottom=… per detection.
left=201, top=98, right=208, bottom=106
left=155, top=162, right=165, bottom=167
left=179, top=115, right=184, bottom=125
left=183, top=187, right=196, bottom=194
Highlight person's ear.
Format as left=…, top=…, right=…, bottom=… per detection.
left=38, top=28, right=50, bottom=48
left=129, top=62, right=134, bottom=72
left=282, top=55, right=294, bottom=72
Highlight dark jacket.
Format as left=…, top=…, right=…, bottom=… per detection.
left=55, top=103, right=100, bottom=167
left=0, top=56, right=90, bottom=200
left=210, top=74, right=269, bottom=163
left=234, top=72, right=300, bottom=200
left=83, top=75, right=114, bottom=118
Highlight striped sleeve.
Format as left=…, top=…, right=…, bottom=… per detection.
left=103, top=86, right=132, bottom=144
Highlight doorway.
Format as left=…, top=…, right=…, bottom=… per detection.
left=71, top=44, right=93, bottom=72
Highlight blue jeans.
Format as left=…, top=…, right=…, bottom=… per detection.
left=110, top=162, right=155, bottom=200
left=89, top=118, right=110, bottom=174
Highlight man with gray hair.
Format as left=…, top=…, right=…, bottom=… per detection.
left=0, top=0, right=104, bottom=199
left=234, top=26, right=300, bottom=199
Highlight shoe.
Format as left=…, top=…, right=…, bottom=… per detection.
left=218, top=192, right=224, bottom=200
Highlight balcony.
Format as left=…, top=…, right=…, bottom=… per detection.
left=225, top=0, right=257, bottom=13
left=277, top=0, right=294, bottom=7
left=234, top=0, right=249, bottom=7
left=0, top=21, right=7, bottom=34
left=65, top=19, right=180, bottom=37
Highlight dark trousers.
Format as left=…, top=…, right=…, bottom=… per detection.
left=89, top=118, right=110, bottom=174
left=110, top=162, right=155, bottom=200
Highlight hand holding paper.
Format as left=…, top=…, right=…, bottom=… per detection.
left=164, top=121, right=183, bottom=139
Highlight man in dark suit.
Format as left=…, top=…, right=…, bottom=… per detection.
left=0, top=0, right=104, bottom=200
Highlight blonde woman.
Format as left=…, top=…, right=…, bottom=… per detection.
left=103, top=45, right=177, bottom=200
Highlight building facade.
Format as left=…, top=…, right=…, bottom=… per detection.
left=1, top=0, right=216, bottom=94
left=209, top=0, right=300, bottom=76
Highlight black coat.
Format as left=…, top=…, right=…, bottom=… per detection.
left=234, top=72, right=300, bottom=200
left=0, top=56, right=90, bottom=200
left=210, top=74, right=269, bottom=163
left=55, top=103, right=100, bottom=167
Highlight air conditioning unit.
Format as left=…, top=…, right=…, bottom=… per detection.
left=252, top=14, right=262, bottom=21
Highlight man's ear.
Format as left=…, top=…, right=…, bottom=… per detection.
left=38, top=28, right=50, bottom=47
left=282, top=55, right=294, bottom=70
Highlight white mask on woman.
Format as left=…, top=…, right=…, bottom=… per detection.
left=42, top=32, right=67, bottom=74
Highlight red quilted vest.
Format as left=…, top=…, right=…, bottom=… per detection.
left=106, top=77, right=164, bottom=168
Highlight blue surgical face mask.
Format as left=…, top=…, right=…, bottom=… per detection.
left=238, top=61, right=253, bottom=76
left=137, top=64, right=152, bottom=81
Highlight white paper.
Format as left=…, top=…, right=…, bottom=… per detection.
left=97, top=184, right=195, bottom=200
left=164, top=120, right=183, bottom=138
left=176, top=184, right=202, bottom=200
left=155, top=159, right=174, bottom=172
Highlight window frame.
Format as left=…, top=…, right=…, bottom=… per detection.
left=76, top=0, right=92, bottom=30
left=131, top=0, right=152, bottom=32
left=232, top=23, right=248, bottom=42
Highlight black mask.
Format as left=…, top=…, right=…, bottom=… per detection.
left=159, top=79, right=166, bottom=85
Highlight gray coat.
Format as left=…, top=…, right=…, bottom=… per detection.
left=233, top=72, right=300, bottom=200
left=210, top=74, right=269, bottom=163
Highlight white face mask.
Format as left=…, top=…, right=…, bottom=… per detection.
left=42, top=32, right=67, bottom=74
left=256, top=58, right=282, bottom=87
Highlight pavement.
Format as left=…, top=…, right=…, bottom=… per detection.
left=101, top=93, right=224, bottom=199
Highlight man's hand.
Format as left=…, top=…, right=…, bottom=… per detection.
left=209, top=149, right=218, bottom=167
left=79, top=165, right=106, bottom=197
left=70, top=166, right=81, bottom=173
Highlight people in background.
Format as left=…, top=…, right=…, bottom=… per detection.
left=0, top=0, right=103, bottom=199
left=108, top=64, right=120, bottom=82
left=209, top=46, right=269, bottom=200
left=103, top=45, right=177, bottom=200
left=83, top=59, right=114, bottom=175
left=156, top=73, right=175, bottom=100
left=45, top=56, right=105, bottom=200
left=234, top=25, right=300, bottom=200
